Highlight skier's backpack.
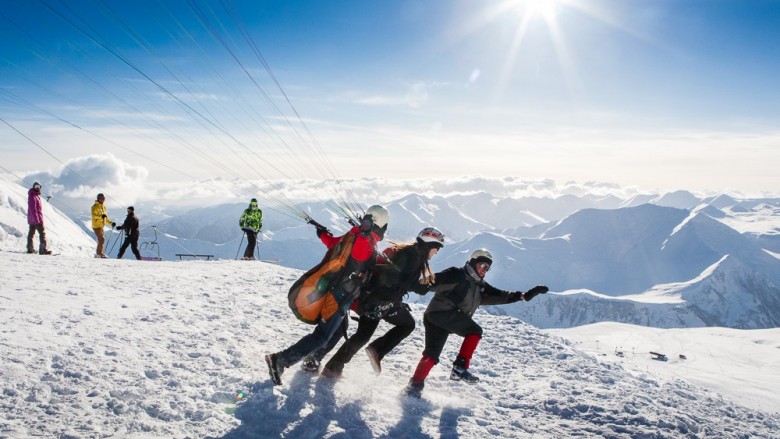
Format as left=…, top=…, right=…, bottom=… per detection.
left=288, top=232, right=358, bottom=324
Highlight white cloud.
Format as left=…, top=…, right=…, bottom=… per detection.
left=24, top=153, right=149, bottom=213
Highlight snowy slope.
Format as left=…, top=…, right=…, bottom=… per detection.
left=548, top=322, right=780, bottom=414
left=0, top=250, right=778, bottom=438
left=0, top=179, right=96, bottom=256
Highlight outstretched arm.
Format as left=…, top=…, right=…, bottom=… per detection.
left=481, top=284, right=548, bottom=305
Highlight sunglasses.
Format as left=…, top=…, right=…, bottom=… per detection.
left=477, top=262, right=491, bottom=272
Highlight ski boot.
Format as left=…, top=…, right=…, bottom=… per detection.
left=320, top=359, right=344, bottom=379
left=300, top=355, right=320, bottom=373
left=450, top=356, right=479, bottom=383
left=320, top=366, right=342, bottom=379
left=403, top=378, right=425, bottom=399
left=265, top=353, right=286, bottom=386
left=365, top=345, right=382, bottom=375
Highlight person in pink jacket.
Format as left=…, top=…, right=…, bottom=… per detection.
left=26, top=182, right=51, bottom=255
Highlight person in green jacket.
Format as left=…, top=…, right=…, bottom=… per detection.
left=239, top=198, right=263, bottom=260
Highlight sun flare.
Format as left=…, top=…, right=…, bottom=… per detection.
left=514, top=0, right=561, bottom=22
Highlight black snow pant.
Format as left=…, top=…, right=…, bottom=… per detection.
left=118, top=233, right=141, bottom=260
left=422, top=310, right=483, bottom=363
left=27, top=223, right=48, bottom=253
left=243, top=230, right=257, bottom=258
left=323, top=302, right=416, bottom=373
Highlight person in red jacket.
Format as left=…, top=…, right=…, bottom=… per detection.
left=265, top=205, right=389, bottom=386
left=26, top=182, right=51, bottom=255
left=404, top=249, right=548, bottom=398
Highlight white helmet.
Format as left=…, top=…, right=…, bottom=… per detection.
left=468, top=249, right=493, bottom=265
left=364, top=205, right=389, bottom=228
left=417, top=227, right=445, bottom=247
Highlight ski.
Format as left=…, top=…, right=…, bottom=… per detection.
left=5, top=250, right=59, bottom=256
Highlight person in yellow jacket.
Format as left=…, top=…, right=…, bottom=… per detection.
left=91, top=193, right=115, bottom=258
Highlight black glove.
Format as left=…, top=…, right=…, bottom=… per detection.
left=112, top=222, right=116, bottom=228
left=116, top=225, right=123, bottom=231
left=314, top=224, right=330, bottom=238
left=359, top=216, right=374, bottom=237
left=101, top=214, right=107, bottom=219
left=524, top=285, right=548, bottom=301
left=411, top=282, right=430, bottom=295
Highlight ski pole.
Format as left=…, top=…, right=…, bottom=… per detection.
left=105, top=230, right=115, bottom=255
left=108, top=231, right=122, bottom=256
left=235, top=231, right=245, bottom=260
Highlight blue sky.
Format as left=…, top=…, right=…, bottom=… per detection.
left=1, top=0, right=779, bottom=197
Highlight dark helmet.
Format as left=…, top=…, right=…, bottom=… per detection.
left=416, top=227, right=445, bottom=249
left=32, top=182, right=41, bottom=191
left=127, top=206, right=134, bottom=212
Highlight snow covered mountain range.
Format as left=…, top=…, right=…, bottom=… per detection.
left=2, top=177, right=779, bottom=330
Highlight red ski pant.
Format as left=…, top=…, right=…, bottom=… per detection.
left=412, top=311, right=483, bottom=383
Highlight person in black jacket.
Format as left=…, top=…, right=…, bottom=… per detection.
left=317, top=227, right=445, bottom=378
left=116, top=206, right=141, bottom=260
left=403, top=249, right=548, bottom=398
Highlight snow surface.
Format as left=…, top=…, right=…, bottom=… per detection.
left=549, top=323, right=780, bottom=414
left=1, top=251, right=778, bottom=438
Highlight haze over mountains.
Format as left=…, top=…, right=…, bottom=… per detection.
left=2, top=177, right=779, bottom=330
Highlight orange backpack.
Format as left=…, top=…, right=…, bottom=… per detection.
left=288, top=232, right=358, bottom=324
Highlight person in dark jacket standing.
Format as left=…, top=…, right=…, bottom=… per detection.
left=316, top=227, right=445, bottom=378
left=239, top=198, right=263, bottom=260
left=26, top=182, right=51, bottom=255
left=265, top=205, right=389, bottom=386
left=403, top=249, right=548, bottom=398
left=116, top=206, right=141, bottom=260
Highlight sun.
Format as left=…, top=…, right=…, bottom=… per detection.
left=513, top=0, right=561, bottom=22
